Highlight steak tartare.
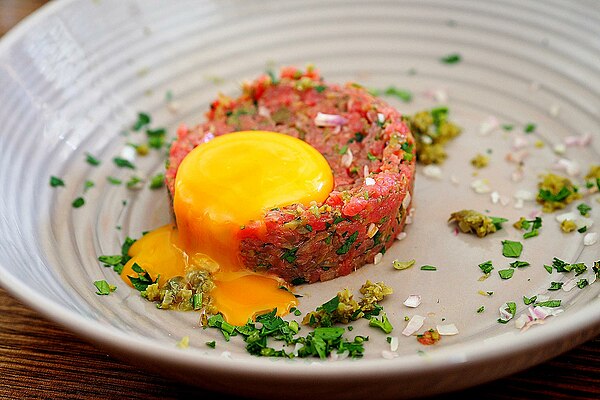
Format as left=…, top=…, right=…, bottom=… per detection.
left=166, top=65, right=416, bottom=284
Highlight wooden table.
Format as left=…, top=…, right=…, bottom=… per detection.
left=1, top=2, right=599, bottom=399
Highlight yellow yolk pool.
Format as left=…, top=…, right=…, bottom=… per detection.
left=121, top=131, right=334, bottom=325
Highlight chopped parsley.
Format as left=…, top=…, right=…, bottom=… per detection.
left=113, top=157, right=136, bottom=169
left=548, top=281, right=563, bottom=291
left=94, top=280, right=116, bottom=295
left=478, top=260, right=494, bottom=274
left=524, top=123, right=536, bottom=133
left=476, top=305, right=485, bottom=314
left=440, top=53, right=461, bottom=64
left=537, top=300, right=561, bottom=308
left=498, top=269, right=514, bottom=280
left=513, top=216, right=542, bottom=239
left=132, top=112, right=151, bottom=131
left=577, top=203, right=592, bottom=217
left=127, top=262, right=158, bottom=292
left=370, top=86, right=413, bottom=102
left=523, top=295, right=537, bottom=305
left=50, top=176, right=65, bottom=187
left=72, top=197, right=85, bottom=208
left=509, top=260, right=530, bottom=268
left=205, top=340, right=216, bottom=348
left=149, top=173, right=165, bottom=189
left=107, top=176, right=122, bottom=185
left=336, top=231, right=358, bottom=255
left=282, top=247, right=298, bottom=263
left=85, top=153, right=101, bottom=166
left=420, top=265, right=437, bottom=271
left=501, top=240, right=523, bottom=258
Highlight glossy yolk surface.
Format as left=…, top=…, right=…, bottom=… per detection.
left=121, top=131, right=334, bottom=325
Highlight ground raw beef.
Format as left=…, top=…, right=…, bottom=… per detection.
left=166, top=65, right=416, bottom=284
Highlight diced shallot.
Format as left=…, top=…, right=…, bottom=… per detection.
left=402, top=315, right=425, bottom=336
left=436, top=323, right=459, bottom=336
left=314, top=112, right=348, bottom=127
left=403, top=295, right=422, bottom=308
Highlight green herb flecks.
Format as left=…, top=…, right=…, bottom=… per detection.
left=440, top=53, right=462, bottom=64
left=577, top=203, right=592, bottom=217
left=127, top=262, right=158, bottom=292
left=50, top=176, right=65, bottom=187
left=513, top=216, right=542, bottom=239
left=149, top=173, right=165, bottom=189
left=132, top=112, right=151, bottom=131
left=497, top=301, right=517, bottom=324
left=336, top=231, right=358, bottom=255
left=94, top=280, right=116, bottom=295
left=113, top=157, right=136, bottom=169
left=524, top=123, right=536, bottom=133
left=86, top=153, right=101, bottom=166
left=420, top=265, right=437, bottom=271
left=501, top=240, right=523, bottom=258
left=548, top=281, right=563, bottom=291
left=509, top=261, right=530, bottom=269
left=478, top=260, right=494, bottom=275
left=72, top=197, right=85, bottom=208
left=498, top=269, right=514, bottom=280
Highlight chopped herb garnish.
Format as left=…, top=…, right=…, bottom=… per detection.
left=578, top=226, right=587, bottom=233
left=50, top=176, right=65, bottom=187
left=498, top=269, right=514, bottom=279
left=478, top=260, right=494, bottom=274
left=501, top=240, right=523, bottom=258
left=367, top=152, right=378, bottom=161
left=502, top=124, right=514, bottom=131
left=132, top=112, right=151, bottom=131
left=420, top=265, right=437, bottom=271
left=577, top=278, right=589, bottom=289
left=205, top=340, right=216, bottom=348
left=126, top=176, right=144, bottom=189
left=577, top=203, right=592, bottom=217
left=548, top=281, right=563, bottom=291
left=536, top=300, right=561, bottom=308
left=84, top=180, right=94, bottom=193
left=523, top=295, right=537, bottom=305
left=524, top=123, right=536, bottom=133
left=149, top=173, right=165, bottom=189
left=85, top=153, right=101, bottom=166
left=440, top=53, right=461, bottom=64
left=509, top=260, right=530, bottom=268
left=476, top=305, right=485, bottom=314
left=207, top=314, right=236, bottom=341
left=282, top=247, right=298, bottom=263
left=378, top=86, right=413, bottom=102
left=336, top=231, right=358, bottom=255
left=544, top=264, right=553, bottom=274
left=127, top=262, right=158, bottom=292
left=107, top=176, right=122, bottom=185
left=113, top=157, right=136, bottom=169
left=72, top=197, right=85, bottom=208
left=94, top=280, right=116, bottom=295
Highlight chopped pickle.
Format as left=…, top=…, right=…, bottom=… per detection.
left=143, top=269, right=216, bottom=313
left=560, top=219, right=578, bottom=233
left=402, top=108, right=462, bottom=165
left=536, top=173, right=582, bottom=212
left=448, top=209, right=501, bottom=238
left=470, top=153, right=489, bottom=169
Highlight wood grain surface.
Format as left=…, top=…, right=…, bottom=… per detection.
left=1, top=1, right=599, bottom=399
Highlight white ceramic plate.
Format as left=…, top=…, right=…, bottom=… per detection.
left=1, top=1, right=599, bottom=398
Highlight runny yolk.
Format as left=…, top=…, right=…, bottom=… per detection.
left=121, top=131, right=334, bottom=326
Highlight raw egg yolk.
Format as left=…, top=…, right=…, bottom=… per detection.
left=121, top=131, right=334, bottom=326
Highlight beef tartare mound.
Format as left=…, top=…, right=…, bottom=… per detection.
left=166, top=65, right=416, bottom=284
